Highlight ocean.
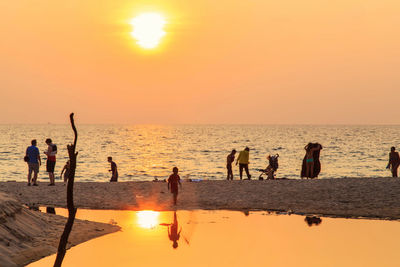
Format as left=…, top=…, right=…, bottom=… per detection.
left=0, top=125, right=398, bottom=182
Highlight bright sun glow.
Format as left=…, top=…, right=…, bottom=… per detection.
left=137, top=210, right=160, bottom=229
left=130, top=13, right=166, bottom=49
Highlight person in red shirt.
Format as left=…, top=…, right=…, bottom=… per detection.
left=44, top=138, right=57, bottom=186
left=168, top=167, right=182, bottom=205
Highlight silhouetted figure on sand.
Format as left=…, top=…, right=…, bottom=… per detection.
left=25, top=139, right=41, bottom=186
left=236, top=147, right=251, bottom=180
left=226, top=149, right=236, bottom=180
left=168, top=211, right=181, bottom=249
left=301, top=143, right=322, bottom=179
left=387, top=147, right=400, bottom=177
left=60, top=160, right=70, bottom=183
left=44, top=138, right=57, bottom=186
left=108, top=157, right=118, bottom=182
left=168, top=167, right=182, bottom=205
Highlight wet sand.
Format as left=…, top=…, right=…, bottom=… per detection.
left=0, top=192, right=120, bottom=267
left=1, top=178, right=400, bottom=220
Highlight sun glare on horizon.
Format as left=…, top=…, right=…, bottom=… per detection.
left=130, top=13, right=166, bottom=49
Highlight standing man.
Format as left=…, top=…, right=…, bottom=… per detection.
left=387, top=146, right=400, bottom=177
left=44, top=138, right=57, bottom=186
left=236, top=147, right=251, bottom=180
left=108, top=157, right=118, bottom=182
left=226, top=149, right=236, bottom=180
left=25, top=139, right=41, bottom=186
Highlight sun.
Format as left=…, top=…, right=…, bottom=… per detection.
left=130, top=13, right=166, bottom=49
left=136, top=210, right=160, bottom=229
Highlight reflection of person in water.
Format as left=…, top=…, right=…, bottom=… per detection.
left=301, top=143, right=323, bottom=178
left=168, top=211, right=181, bottom=249
left=304, top=216, right=322, bottom=227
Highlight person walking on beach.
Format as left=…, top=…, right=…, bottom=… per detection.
left=108, top=157, right=118, bottom=182
left=168, top=167, right=182, bottom=205
left=44, top=138, right=57, bottom=186
left=302, top=143, right=323, bottom=178
left=60, top=160, right=70, bottom=183
left=25, top=139, right=41, bottom=186
left=387, top=147, right=400, bottom=177
left=236, top=147, right=251, bottom=180
left=226, top=149, right=236, bottom=180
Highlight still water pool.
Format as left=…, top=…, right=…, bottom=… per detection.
left=29, top=209, right=400, bottom=267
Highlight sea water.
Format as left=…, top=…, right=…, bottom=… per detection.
left=0, top=124, right=398, bottom=182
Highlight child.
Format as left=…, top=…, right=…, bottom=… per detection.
left=168, top=167, right=182, bottom=205
left=108, top=157, right=118, bottom=182
left=60, top=160, right=70, bottom=183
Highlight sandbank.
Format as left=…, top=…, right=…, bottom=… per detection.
left=0, top=192, right=120, bottom=267
left=1, top=178, right=400, bottom=220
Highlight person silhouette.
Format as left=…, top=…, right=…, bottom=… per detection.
left=236, top=147, right=251, bottom=180
left=226, top=149, right=236, bottom=180
left=168, top=167, right=182, bottom=205
left=301, top=143, right=322, bottom=178
left=387, top=146, right=400, bottom=177
left=168, top=211, right=181, bottom=249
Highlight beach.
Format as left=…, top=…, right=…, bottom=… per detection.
left=1, top=178, right=400, bottom=220
left=0, top=192, right=120, bottom=266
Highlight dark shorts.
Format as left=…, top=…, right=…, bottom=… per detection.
left=46, top=160, right=56, bottom=173
left=28, top=163, right=39, bottom=175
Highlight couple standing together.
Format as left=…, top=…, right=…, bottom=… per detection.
left=25, top=138, right=57, bottom=186
left=226, top=147, right=251, bottom=180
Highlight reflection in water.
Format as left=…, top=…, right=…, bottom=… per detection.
left=46, top=207, right=56, bottom=214
left=137, top=210, right=160, bottom=229
left=305, top=216, right=322, bottom=227
left=168, top=212, right=181, bottom=249
left=29, top=210, right=400, bottom=267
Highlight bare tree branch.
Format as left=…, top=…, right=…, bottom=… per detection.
left=54, top=113, right=78, bottom=267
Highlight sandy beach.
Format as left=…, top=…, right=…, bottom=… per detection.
left=0, top=192, right=120, bottom=267
left=1, top=178, right=400, bottom=220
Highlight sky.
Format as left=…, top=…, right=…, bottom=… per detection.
left=0, top=0, right=399, bottom=124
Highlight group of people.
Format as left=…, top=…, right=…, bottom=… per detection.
left=226, top=144, right=400, bottom=180
left=226, top=147, right=252, bottom=180
left=25, top=139, right=57, bottom=186
left=25, top=139, right=119, bottom=186
left=25, top=138, right=400, bottom=207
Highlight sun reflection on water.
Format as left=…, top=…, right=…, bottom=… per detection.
left=137, top=210, right=160, bottom=229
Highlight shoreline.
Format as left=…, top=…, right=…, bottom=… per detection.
left=1, top=178, right=400, bottom=220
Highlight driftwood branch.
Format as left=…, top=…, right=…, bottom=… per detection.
left=54, top=113, right=78, bottom=267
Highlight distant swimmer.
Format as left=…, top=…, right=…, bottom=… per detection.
left=236, top=147, right=251, bottom=180
left=301, top=143, right=323, bottom=179
left=25, top=139, right=41, bottom=186
left=168, top=167, right=182, bottom=205
left=44, top=138, right=57, bottom=186
left=226, top=149, right=236, bottom=180
left=387, top=147, right=400, bottom=177
left=108, top=157, right=118, bottom=182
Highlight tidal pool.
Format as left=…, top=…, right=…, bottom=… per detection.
left=28, top=209, right=400, bottom=267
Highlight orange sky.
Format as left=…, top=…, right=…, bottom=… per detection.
left=0, top=0, right=399, bottom=124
